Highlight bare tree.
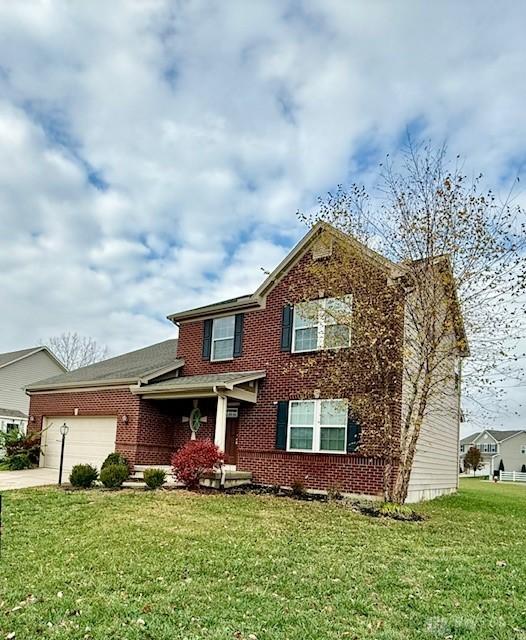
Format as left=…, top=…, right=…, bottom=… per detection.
left=297, top=140, right=525, bottom=503
left=45, top=332, right=109, bottom=370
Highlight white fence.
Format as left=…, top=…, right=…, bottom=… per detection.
left=500, top=471, right=526, bottom=483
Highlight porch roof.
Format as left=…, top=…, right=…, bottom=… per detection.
left=131, top=370, right=266, bottom=400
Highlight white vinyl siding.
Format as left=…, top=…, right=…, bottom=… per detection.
left=211, top=316, right=235, bottom=361
left=292, top=295, right=352, bottom=353
left=0, top=351, right=64, bottom=416
left=287, top=399, right=347, bottom=454
left=404, top=289, right=461, bottom=503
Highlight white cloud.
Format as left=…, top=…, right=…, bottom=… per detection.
left=0, top=0, right=524, bottom=431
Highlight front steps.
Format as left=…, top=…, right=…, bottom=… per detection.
left=200, top=469, right=252, bottom=489
left=124, top=465, right=180, bottom=489
left=126, top=465, right=252, bottom=490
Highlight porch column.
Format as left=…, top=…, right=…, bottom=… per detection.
left=214, top=394, right=227, bottom=452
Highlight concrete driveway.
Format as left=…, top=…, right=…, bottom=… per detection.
left=0, top=468, right=58, bottom=491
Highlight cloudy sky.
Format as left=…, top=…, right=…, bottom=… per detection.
left=0, top=1, right=524, bottom=432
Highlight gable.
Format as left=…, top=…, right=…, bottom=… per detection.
left=168, top=222, right=400, bottom=324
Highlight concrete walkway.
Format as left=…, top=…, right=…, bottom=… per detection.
left=0, top=468, right=58, bottom=491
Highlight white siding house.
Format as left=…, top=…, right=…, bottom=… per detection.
left=0, top=347, right=65, bottom=434
left=460, top=429, right=526, bottom=476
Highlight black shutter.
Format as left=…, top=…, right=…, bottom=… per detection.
left=347, top=412, right=361, bottom=453
left=202, top=319, right=213, bottom=360
left=280, top=305, right=293, bottom=352
left=276, top=401, right=289, bottom=450
left=233, top=313, right=244, bottom=357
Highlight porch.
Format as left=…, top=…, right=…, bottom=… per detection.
left=130, top=370, right=265, bottom=485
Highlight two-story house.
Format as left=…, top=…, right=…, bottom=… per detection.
left=27, top=223, right=466, bottom=501
left=460, top=429, right=526, bottom=476
left=0, top=346, right=65, bottom=435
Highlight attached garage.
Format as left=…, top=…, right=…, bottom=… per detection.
left=40, top=416, right=117, bottom=472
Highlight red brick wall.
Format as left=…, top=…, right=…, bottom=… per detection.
left=174, top=244, right=404, bottom=495
left=27, top=390, right=216, bottom=468
left=27, top=241, right=403, bottom=497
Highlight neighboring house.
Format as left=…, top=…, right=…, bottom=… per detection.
left=0, top=346, right=66, bottom=435
left=27, top=223, right=466, bottom=502
left=460, top=429, right=526, bottom=476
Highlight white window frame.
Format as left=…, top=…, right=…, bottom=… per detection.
left=287, top=399, right=348, bottom=454
left=292, top=295, right=352, bottom=353
left=477, top=443, right=497, bottom=454
left=211, top=315, right=235, bottom=362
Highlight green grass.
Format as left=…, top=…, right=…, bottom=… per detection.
left=1, top=479, right=525, bottom=639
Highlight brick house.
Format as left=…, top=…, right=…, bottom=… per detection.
left=27, top=223, right=466, bottom=501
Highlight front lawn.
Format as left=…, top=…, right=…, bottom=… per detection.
left=1, top=479, right=525, bottom=639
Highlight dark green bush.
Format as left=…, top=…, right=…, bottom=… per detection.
left=101, top=452, right=130, bottom=476
left=69, top=464, right=98, bottom=488
left=100, top=463, right=129, bottom=488
left=8, top=453, right=32, bottom=470
left=143, top=468, right=166, bottom=490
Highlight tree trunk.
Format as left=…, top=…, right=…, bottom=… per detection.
left=390, top=374, right=432, bottom=503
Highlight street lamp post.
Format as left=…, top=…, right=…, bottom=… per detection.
left=58, top=423, right=69, bottom=485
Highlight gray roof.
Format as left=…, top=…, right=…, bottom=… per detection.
left=27, top=340, right=182, bottom=391
left=0, top=346, right=46, bottom=369
left=460, top=429, right=526, bottom=446
left=168, top=294, right=257, bottom=322
left=134, top=370, right=266, bottom=395
left=0, top=407, right=27, bottom=419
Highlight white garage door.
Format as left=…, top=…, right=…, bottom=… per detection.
left=40, top=416, right=117, bottom=472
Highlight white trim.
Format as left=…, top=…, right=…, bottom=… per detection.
left=286, top=398, right=347, bottom=454
left=26, top=382, right=131, bottom=396
left=211, top=315, right=235, bottom=362
left=475, top=430, right=499, bottom=444
left=0, top=347, right=67, bottom=373
left=292, top=295, right=352, bottom=354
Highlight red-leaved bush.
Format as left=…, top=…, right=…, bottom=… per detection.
left=171, top=440, right=224, bottom=489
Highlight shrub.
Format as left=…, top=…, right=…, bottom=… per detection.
left=143, top=468, right=166, bottom=490
left=69, top=464, right=98, bottom=488
left=8, top=453, right=32, bottom=470
left=376, top=502, right=424, bottom=521
left=101, top=453, right=130, bottom=476
left=291, top=479, right=307, bottom=497
left=1, top=428, right=41, bottom=466
left=327, top=484, right=343, bottom=501
left=171, top=440, right=223, bottom=489
left=100, top=463, right=129, bottom=488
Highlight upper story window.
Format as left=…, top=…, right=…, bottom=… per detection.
left=477, top=443, right=497, bottom=453
left=292, top=295, right=352, bottom=353
left=211, top=315, right=235, bottom=361
left=203, top=314, right=244, bottom=362
left=288, top=399, right=348, bottom=453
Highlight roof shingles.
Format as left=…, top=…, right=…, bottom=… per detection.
left=27, top=340, right=182, bottom=390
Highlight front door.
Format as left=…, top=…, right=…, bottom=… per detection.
left=224, top=418, right=238, bottom=465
